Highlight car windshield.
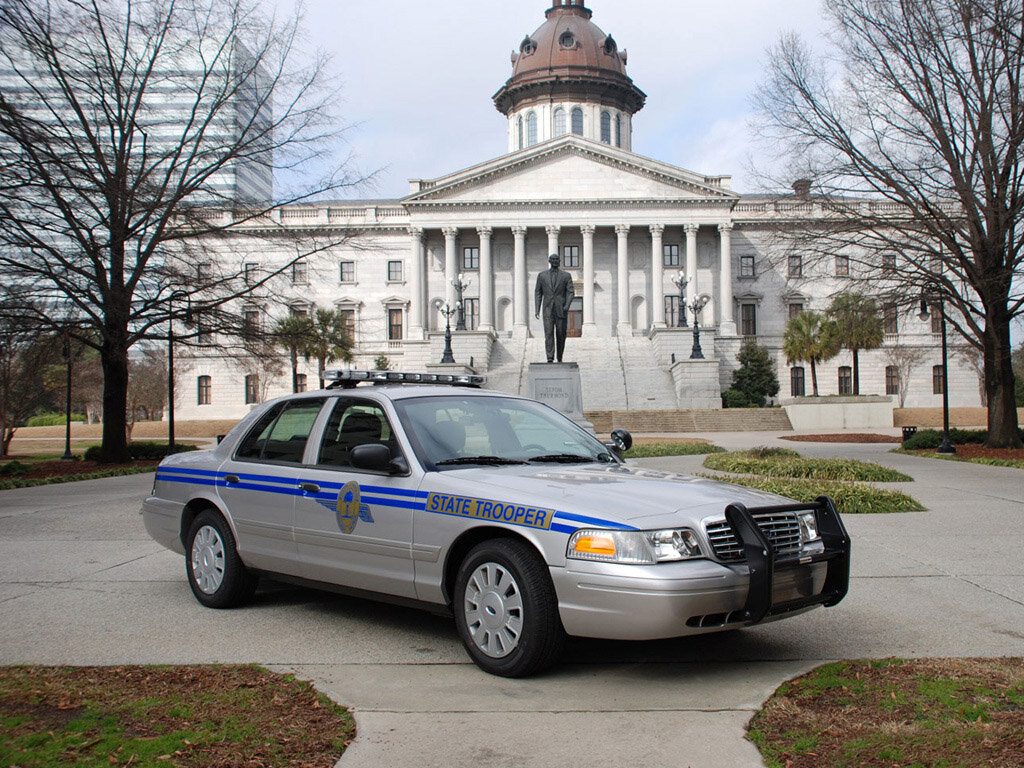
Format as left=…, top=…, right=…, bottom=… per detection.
left=393, top=395, right=617, bottom=470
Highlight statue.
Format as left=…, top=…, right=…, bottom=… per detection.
left=534, top=253, right=575, bottom=363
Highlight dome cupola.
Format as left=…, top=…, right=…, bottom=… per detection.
left=495, top=1, right=646, bottom=153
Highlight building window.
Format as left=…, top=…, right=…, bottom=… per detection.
left=791, top=367, right=805, bottom=397
left=562, top=245, right=580, bottom=268
left=295, top=373, right=307, bottom=393
left=339, top=261, right=355, bottom=283
left=665, top=295, right=681, bottom=327
left=838, top=366, right=853, bottom=395
left=197, top=376, right=212, bottom=405
left=554, top=107, right=566, bottom=136
left=242, top=307, right=260, bottom=338
left=571, top=107, right=583, bottom=135
left=741, top=304, right=757, bottom=336
left=600, top=110, right=612, bottom=143
left=883, top=253, right=897, bottom=274
left=195, top=314, right=213, bottom=345
left=615, top=114, right=622, bottom=147
left=663, top=244, right=680, bottom=267
left=291, top=259, right=308, bottom=284
left=339, top=308, right=355, bottom=342
left=526, top=111, right=538, bottom=146
left=462, top=298, right=479, bottom=331
left=885, top=365, right=899, bottom=395
left=788, top=254, right=803, bottom=278
left=835, top=254, right=850, bottom=277
left=290, top=305, right=309, bottom=319
left=197, top=262, right=212, bottom=282
left=788, top=302, right=804, bottom=320
left=932, top=365, right=944, bottom=395
left=740, top=255, right=755, bottom=278
left=387, top=260, right=403, bottom=282
left=243, top=262, right=258, bottom=284
left=931, top=309, right=942, bottom=334
left=462, top=247, right=479, bottom=270
left=244, top=374, right=258, bottom=405
left=388, top=308, right=403, bottom=341
left=883, top=304, right=898, bottom=335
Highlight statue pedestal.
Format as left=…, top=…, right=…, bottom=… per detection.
left=526, top=362, right=594, bottom=433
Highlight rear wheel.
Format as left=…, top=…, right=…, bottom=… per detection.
left=454, top=538, right=565, bottom=677
left=185, top=510, right=258, bottom=608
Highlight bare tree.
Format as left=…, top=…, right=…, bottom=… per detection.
left=0, top=0, right=365, bottom=460
left=0, top=312, right=58, bottom=456
left=954, top=344, right=988, bottom=407
left=127, top=346, right=168, bottom=436
left=883, top=343, right=927, bottom=409
left=754, top=0, right=1024, bottom=447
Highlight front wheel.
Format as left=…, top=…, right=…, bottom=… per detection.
left=185, top=510, right=258, bottom=608
left=454, top=538, right=566, bottom=677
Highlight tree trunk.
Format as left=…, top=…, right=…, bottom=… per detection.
left=852, top=348, right=860, bottom=395
left=100, top=331, right=131, bottom=462
left=810, top=358, right=819, bottom=396
left=983, top=313, right=1022, bottom=448
left=318, top=355, right=326, bottom=390
left=290, top=347, right=299, bottom=393
left=1, top=425, right=12, bottom=457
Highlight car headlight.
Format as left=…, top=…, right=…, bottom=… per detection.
left=797, top=511, right=820, bottom=544
left=567, top=528, right=702, bottom=564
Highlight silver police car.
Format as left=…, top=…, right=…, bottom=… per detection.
left=143, top=370, right=850, bottom=677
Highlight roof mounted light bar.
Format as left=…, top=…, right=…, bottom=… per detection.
left=322, top=369, right=486, bottom=389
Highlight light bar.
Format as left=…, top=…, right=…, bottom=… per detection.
left=322, top=369, right=486, bottom=388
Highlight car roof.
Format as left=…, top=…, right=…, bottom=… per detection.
left=269, top=385, right=517, bottom=405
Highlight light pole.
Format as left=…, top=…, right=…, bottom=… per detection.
left=60, top=327, right=74, bottom=461
left=671, top=271, right=688, bottom=327
left=167, top=291, right=193, bottom=453
left=918, top=293, right=955, bottom=454
left=435, top=300, right=457, bottom=364
left=452, top=273, right=471, bottom=331
left=689, top=295, right=710, bottom=359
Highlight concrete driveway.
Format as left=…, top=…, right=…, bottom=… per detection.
left=1, top=441, right=1022, bottom=768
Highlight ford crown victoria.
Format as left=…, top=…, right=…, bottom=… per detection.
left=143, top=370, right=850, bottom=676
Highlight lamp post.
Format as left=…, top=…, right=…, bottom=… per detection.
left=167, top=292, right=193, bottom=453
left=671, top=271, right=688, bottom=327
left=452, top=273, right=471, bottom=331
left=435, top=300, right=457, bottom=364
left=60, top=327, right=74, bottom=461
left=689, top=295, right=710, bottom=359
left=918, top=293, right=955, bottom=454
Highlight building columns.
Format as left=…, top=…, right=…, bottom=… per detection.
left=581, top=224, right=596, bottom=334
left=650, top=223, right=665, bottom=328
left=684, top=223, right=698, bottom=308
left=408, top=227, right=424, bottom=339
left=442, top=227, right=459, bottom=309
left=718, top=223, right=736, bottom=336
left=477, top=226, right=494, bottom=332
left=512, top=225, right=528, bottom=329
left=615, top=224, right=630, bottom=334
left=546, top=225, right=560, bottom=260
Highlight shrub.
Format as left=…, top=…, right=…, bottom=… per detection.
left=705, top=474, right=924, bottom=514
left=26, top=412, right=85, bottom=427
left=0, top=460, right=29, bottom=477
left=722, top=388, right=754, bottom=408
left=623, top=442, right=725, bottom=458
left=901, top=427, right=1024, bottom=450
left=730, top=339, right=779, bottom=407
left=84, top=442, right=198, bottom=463
left=704, top=450, right=912, bottom=482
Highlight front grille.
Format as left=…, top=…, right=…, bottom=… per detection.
left=706, top=512, right=802, bottom=562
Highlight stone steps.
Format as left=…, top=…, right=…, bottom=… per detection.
left=586, top=408, right=793, bottom=434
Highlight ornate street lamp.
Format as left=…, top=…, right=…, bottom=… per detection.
left=60, top=326, right=74, bottom=461
left=671, top=271, right=688, bottom=327
left=451, top=273, right=471, bottom=331
left=689, top=295, right=710, bottom=359
left=918, top=292, right=955, bottom=454
left=435, top=300, right=457, bottom=364
left=167, top=291, right=193, bottom=453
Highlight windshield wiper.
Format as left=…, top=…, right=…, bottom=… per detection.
left=435, top=456, right=527, bottom=466
left=527, top=453, right=598, bottom=464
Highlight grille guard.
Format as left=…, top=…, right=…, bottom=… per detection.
left=724, top=495, right=851, bottom=625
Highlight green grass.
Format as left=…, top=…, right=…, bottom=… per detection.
left=703, top=473, right=925, bottom=514
left=623, top=441, right=726, bottom=458
left=704, top=449, right=912, bottom=482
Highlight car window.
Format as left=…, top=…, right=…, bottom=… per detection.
left=235, top=399, right=325, bottom=464
left=234, top=403, right=286, bottom=460
left=317, top=399, right=399, bottom=468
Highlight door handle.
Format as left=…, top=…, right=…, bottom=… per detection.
left=300, top=482, right=320, bottom=494
left=224, top=474, right=240, bottom=484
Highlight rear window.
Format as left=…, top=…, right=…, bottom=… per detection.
left=234, top=399, right=325, bottom=463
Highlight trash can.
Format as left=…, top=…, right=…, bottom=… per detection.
left=901, top=426, right=917, bottom=442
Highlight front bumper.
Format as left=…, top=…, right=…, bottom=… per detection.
left=552, top=495, right=851, bottom=640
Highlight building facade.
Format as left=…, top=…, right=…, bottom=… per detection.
left=175, top=0, right=982, bottom=421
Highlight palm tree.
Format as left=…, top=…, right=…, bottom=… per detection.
left=307, top=308, right=353, bottom=389
left=783, top=310, right=839, bottom=396
left=827, top=293, right=883, bottom=395
left=273, top=314, right=315, bottom=393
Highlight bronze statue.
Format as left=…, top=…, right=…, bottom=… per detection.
left=534, top=253, right=575, bottom=363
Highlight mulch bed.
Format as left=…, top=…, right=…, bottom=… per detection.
left=909, top=444, right=1024, bottom=461
left=781, top=433, right=902, bottom=444
left=4, top=460, right=157, bottom=480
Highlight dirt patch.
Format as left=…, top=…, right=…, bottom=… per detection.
left=781, top=433, right=902, bottom=443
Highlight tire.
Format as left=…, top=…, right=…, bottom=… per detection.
left=185, top=510, right=258, bottom=609
left=453, top=538, right=566, bottom=677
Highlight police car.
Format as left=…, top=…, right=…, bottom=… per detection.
left=143, top=370, right=850, bottom=677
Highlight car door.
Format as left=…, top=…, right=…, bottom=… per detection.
left=218, top=397, right=329, bottom=575
left=292, top=396, right=419, bottom=598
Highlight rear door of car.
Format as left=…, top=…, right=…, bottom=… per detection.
left=292, top=396, right=421, bottom=598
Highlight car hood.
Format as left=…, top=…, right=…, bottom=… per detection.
left=426, top=462, right=793, bottom=527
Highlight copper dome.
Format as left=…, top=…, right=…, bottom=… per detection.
left=493, top=1, right=645, bottom=116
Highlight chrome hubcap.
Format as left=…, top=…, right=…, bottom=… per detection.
left=463, top=562, right=523, bottom=658
left=191, top=525, right=225, bottom=594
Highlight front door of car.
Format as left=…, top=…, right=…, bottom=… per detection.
left=292, top=397, right=419, bottom=598
left=218, top=397, right=329, bottom=575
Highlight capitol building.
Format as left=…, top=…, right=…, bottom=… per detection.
left=176, top=0, right=981, bottom=421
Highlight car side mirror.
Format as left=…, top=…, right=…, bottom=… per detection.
left=610, top=428, right=633, bottom=454
left=350, top=444, right=392, bottom=472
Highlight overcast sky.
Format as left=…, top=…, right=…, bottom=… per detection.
left=290, top=0, right=829, bottom=200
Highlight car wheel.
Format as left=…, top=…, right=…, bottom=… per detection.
left=454, top=538, right=566, bottom=677
left=185, top=510, right=258, bottom=609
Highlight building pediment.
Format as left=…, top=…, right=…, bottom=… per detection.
left=404, top=137, right=738, bottom=207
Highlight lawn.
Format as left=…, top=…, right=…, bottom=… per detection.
left=703, top=448, right=912, bottom=482
left=624, top=440, right=725, bottom=458
left=705, top=473, right=925, bottom=514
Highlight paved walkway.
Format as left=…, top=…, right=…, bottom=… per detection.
left=0, top=438, right=1022, bottom=767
